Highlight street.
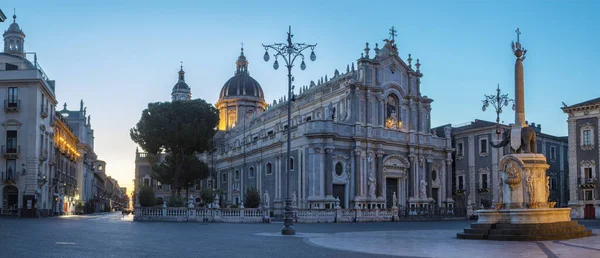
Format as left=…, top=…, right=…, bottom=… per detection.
left=0, top=213, right=599, bottom=258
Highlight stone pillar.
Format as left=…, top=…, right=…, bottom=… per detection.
left=514, top=56, right=525, bottom=127
left=353, top=148, right=362, bottom=207
left=426, top=158, right=432, bottom=199
left=375, top=151, right=384, bottom=198
left=445, top=159, right=454, bottom=203
left=409, top=155, right=418, bottom=199
left=325, top=147, right=334, bottom=197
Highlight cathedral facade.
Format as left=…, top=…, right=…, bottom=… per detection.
left=209, top=34, right=453, bottom=210
left=135, top=31, right=454, bottom=210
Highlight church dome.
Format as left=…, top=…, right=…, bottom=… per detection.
left=173, top=80, right=190, bottom=91
left=3, top=15, right=25, bottom=36
left=219, top=48, right=264, bottom=100
left=171, top=63, right=192, bottom=101
left=172, top=66, right=190, bottom=91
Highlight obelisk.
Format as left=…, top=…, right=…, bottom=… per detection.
left=512, top=28, right=527, bottom=127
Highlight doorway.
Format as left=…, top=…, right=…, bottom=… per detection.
left=584, top=204, right=596, bottom=219
left=432, top=188, right=439, bottom=206
left=333, top=184, right=345, bottom=208
left=2, top=186, right=18, bottom=215
left=386, top=178, right=398, bottom=208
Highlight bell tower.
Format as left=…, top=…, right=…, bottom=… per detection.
left=3, top=12, right=25, bottom=57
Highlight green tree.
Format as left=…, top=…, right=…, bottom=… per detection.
left=138, top=186, right=156, bottom=207
left=244, top=187, right=261, bottom=208
left=130, top=99, right=218, bottom=196
left=151, top=153, right=211, bottom=197
left=200, top=188, right=215, bottom=206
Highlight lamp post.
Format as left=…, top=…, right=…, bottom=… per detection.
left=482, top=84, right=515, bottom=135
left=263, top=26, right=316, bottom=235
left=482, top=84, right=514, bottom=204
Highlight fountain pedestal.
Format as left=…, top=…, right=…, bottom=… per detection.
left=458, top=154, right=592, bottom=241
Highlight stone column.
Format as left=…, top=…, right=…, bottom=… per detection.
left=353, top=148, right=362, bottom=207
left=376, top=151, right=384, bottom=198
left=324, top=147, right=334, bottom=197
left=426, top=158, right=433, bottom=198
left=409, top=154, right=418, bottom=199
left=514, top=53, right=525, bottom=127
left=445, top=159, right=453, bottom=202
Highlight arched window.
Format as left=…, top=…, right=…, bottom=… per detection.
left=222, top=172, right=227, bottom=183
left=249, top=167, right=255, bottom=178
left=235, top=170, right=240, bottom=180
left=290, top=157, right=294, bottom=170
left=266, top=162, right=272, bottom=175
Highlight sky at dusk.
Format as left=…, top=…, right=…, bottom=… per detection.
left=5, top=0, right=599, bottom=192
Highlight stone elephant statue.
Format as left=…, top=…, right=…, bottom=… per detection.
left=490, top=126, right=537, bottom=153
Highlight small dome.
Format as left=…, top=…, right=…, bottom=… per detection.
left=3, top=15, right=25, bottom=37
left=173, top=81, right=190, bottom=91
left=172, top=67, right=190, bottom=91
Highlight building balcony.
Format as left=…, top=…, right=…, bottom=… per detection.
left=579, top=177, right=597, bottom=189
left=1, top=145, right=20, bottom=159
left=4, top=99, right=20, bottom=112
left=40, top=104, right=48, bottom=118
left=40, top=149, right=48, bottom=161
left=2, top=170, right=18, bottom=185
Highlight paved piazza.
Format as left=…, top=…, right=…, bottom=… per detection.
left=1, top=213, right=599, bottom=258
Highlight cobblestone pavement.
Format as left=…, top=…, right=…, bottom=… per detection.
left=0, top=212, right=598, bottom=258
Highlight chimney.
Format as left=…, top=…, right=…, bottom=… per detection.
left=531, top=122, right=536, bottom=128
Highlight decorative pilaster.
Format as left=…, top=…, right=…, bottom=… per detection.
left=445, top=159, right=454, bottom=204
left=353, top=148, right=362, bottom=200
left=426, top=157, right=433, bottom=199
left=324, top=146, right=334, bottom=197
left=376, top=151, right=384, bottom=198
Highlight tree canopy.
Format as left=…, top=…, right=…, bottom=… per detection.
left=152, top=153, right=210, bottom=194
left=130, top=99, right=218, bottom=195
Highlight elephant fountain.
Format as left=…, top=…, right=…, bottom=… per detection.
left=490, top=126, right=537, bottom=153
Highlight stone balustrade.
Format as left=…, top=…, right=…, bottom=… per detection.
left=134, top=206, right=463, bottom=223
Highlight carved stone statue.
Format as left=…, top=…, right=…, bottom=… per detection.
left=263, top=191, right=270, bottom=208
left=498, top=178, right=504, bottom=204
left=291, top=191, right=297, bottom=207
left=490, top=126, right=537, bottom=154
left=467, top=193, right=473, bottom=206
left=526, top=172, right=535, bottom=203
left=392, top=191, right=398, bottom=207
left=368, top=172, right=376, bottom=197
left=419, top=180, right=427, bottom=199
left=444, top=125, right=452, bottom=138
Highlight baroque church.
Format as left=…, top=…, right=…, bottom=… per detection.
left=135, top=29, right=454, bottom=210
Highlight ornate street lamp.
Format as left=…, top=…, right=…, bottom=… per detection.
left=482, top=84, right=515, bottom=134
left=263, top=26, right=317, bottom=235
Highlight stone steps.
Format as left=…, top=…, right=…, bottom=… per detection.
left=490, top=225, right=585, bottom=236
left=494, top=221, right=578, bottom=229
left=488, top=231, right=593, bottom=241
left=456, top=221, right=593, bottom=241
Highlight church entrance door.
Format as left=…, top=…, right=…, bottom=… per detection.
left=332, top=184, right=345, bottom=208
left=584, top=204, right=595, bottom=219
left=432, top=188, right=439, bottom=206
left=386, top=178, right=398, bottom=208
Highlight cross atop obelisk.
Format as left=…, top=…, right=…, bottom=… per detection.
left=515, top=28, right=521, bottom=43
